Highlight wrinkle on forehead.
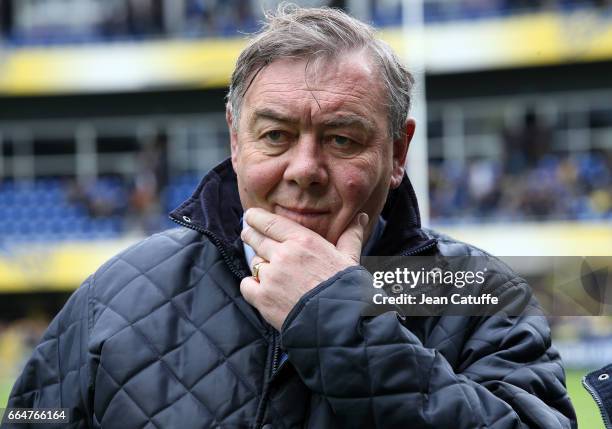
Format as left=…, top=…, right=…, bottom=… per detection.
left=248, top=89, right=375, bottom=130
left=243, top=51, right=386, bottom=127
left=304, top=55, right=323, bottom=111
left=300, top=51, right=377, bottom=112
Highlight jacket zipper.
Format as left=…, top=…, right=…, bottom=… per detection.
left=582, top=376, right=612, bottom=429
left=268, top=330, right=288, bottom=382
left=171, top=216, right=248, bottom=280
left=252, top=332, right=280, bottom=429
left=271, top=332, right=281, bottom=375
left=171, top=215, right=276, bottom=429
left=400, top=239, right=437, bottom=256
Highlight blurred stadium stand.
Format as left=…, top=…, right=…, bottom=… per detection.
left=0, top=2, right=610, bottom=425
left=0, top=0, right=608, bottom=270
left=1, top=0, right=611, bottom=45
left=0, top=0, right=609, bottom=288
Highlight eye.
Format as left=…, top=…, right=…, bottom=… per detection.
left=331, top=135, right=350, bottom=146
left=266, top=130, right=282, bottom=141
left=325, top=134, right=363, bottom=157
left=328, top=135, right=359, bottom=150
left=263, top=130, right=290, bottom=144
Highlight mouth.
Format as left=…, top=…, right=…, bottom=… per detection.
left=275, top=204, right=330, bottom=219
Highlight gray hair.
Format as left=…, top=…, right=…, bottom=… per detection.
left=226, top=4, right=415, bottom=140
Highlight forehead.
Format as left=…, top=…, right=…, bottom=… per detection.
left=242, top=50, right=387, bottom=123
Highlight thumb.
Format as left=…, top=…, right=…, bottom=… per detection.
left=336, top=212, right=368, bottom=263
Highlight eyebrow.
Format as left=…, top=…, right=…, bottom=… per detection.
left=321, top=115, right=374, bottom=132
left=252, top=108, right=374, bottom=133
left=252, top=108, right=298, bottom=125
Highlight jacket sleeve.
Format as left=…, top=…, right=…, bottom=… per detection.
left=3, top=278, right=92, bottom=429
left=280, top=266, right=577, bottom=429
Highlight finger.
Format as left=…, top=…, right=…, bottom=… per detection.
left=336, top=212, right=368, bottom=263
left=241, top=225, right=278, bottom=261
left=244, top=207, right=311, bottom=242
left=240, top=276, right=260, bottom=306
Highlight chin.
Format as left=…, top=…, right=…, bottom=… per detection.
left=296, top=219, right=331, bottom=240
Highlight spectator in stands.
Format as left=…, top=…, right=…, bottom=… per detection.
left=0, top=0, right=13, bottom=39
left=5, top=6, right=575, bottom=428
left=503, top=108, right=553, bottom=174
left=67, top=179, right=125, bottom=219
left=129, top=131, right=169, bottom=233
left=127, top=0, right=164, bottom=36
left=467, top=157, right=502, bottom=216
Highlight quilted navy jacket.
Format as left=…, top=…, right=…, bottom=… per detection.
left=5, top=159, right=576, bottom=428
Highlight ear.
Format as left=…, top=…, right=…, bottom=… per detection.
left=390, top=118, right=415, bottom=189
left=226, top=104, right=240, bottom=172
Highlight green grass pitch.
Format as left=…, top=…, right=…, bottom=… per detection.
left=0, top=370, right=605, bottom=426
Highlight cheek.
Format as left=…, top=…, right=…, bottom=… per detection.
left=339, top=170, right=374, bottom=204
left=335, top=159, right=391, bottom=211
left=238, top=158, right=284, bottom=200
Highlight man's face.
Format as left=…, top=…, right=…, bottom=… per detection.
left=228, top=50, right=413, bottom=245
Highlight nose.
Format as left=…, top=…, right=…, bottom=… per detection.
left=283, top=135, right=329, bottom=189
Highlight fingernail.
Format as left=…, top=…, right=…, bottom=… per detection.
left=358, top=213, right=369, bottom=227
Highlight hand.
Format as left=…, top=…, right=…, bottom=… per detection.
left=240, top=208, right=368, bottom=331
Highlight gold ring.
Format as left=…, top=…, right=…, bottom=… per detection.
left=252, top=261, right=266, bottom=282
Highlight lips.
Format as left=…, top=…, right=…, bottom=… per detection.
left=277, top=205, right=329, bottom=215
left=275, top=204, right=330, bottom=223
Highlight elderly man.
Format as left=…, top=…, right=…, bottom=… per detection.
left=5, top=6, right=575, bottom=429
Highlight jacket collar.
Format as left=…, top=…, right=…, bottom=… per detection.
left=169, top=158, right=433, bottom=259
left=584, top=364, right=612, bottom=428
